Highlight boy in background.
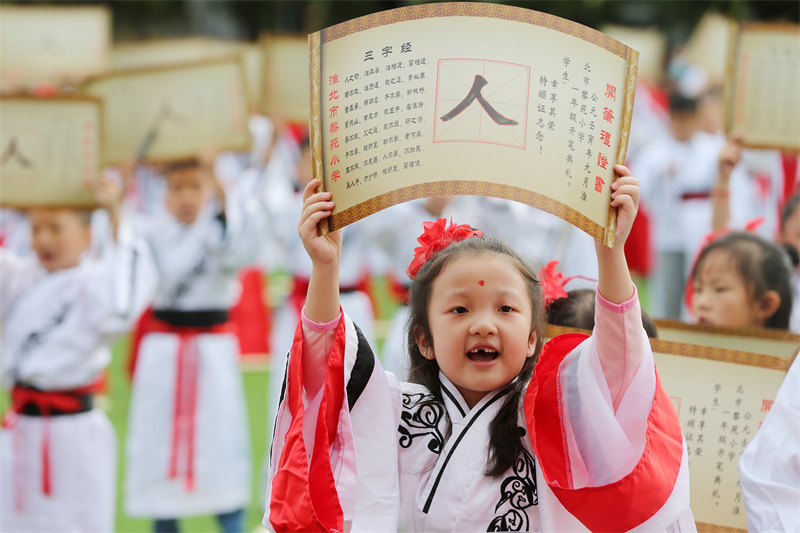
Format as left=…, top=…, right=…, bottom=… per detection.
left=125, top=151, right=265, bottom=533
left=0, top=176, right=158, bottom=532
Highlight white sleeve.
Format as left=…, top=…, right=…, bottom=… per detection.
left=0, top=248, right=38, bottom=321
left=739, top=356, right=800, bottom=532
left=87, top=215, right=159, bottom=336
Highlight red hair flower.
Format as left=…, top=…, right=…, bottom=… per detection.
left=537, top=261, right=596, bottom=308
left=538, top=261, right=575, bottom=307
left=407, top=218, right=482, bottom=279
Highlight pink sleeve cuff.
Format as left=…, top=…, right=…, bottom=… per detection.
left=300, top=306, right=342, bottom=332
left=596, top=283, right=639, bottom=313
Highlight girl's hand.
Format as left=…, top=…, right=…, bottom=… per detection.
left=610, top=164, right=640, bottom=249
left=596, top=165, right=638, bottom=303
left=298, top=178, right=342, bottom=269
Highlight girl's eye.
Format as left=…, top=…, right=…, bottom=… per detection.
left=714, top=287, right=729, bottom=293
left=499, top=305, right=514, bottom=313
left=451, top=306, right=468, bottom=314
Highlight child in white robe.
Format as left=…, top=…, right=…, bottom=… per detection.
left=263, top=166, right=694, bottom=532
left=124, top=155, right=265, bottom=533
left=0, top=177, right=158, bottom=532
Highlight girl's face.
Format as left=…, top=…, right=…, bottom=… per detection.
left=692, top=249, right=772, bottom=328
left=417, top=253, right=537, bottom=409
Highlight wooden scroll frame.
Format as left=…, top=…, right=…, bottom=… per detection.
left=724, top=23, right=800, bottom=153
left=309, top=2, right=638, bottom=247
left=0, top=95, right=103, bottom=208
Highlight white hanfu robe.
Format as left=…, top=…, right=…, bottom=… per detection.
left=125, top=192, right=264, bottom=518
left=738, top=354, right=800, bottom=531
left=264, top=287, right=695, bottom=532
left=0, top=221, right=157, bottom=533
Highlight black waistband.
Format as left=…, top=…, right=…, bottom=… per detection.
left=153, top=309, right=229, bottom=328
left=13, top=385, right=94, bottom=417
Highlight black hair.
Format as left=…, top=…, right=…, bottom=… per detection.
left=406, top=235, right=544, bottom=478
left=161, top=157, right=201, bottom=176
left=669, top=91, right=699, bottom=114
left=691, top=232, right=793, bottom=330
left=548, top=288, right=658, bottom=338
left=782, top=193, right=800, bottom=230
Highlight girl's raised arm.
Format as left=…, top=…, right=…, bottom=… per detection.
left=595, top=164, right=638, bottom=304
left=298, top=178, right=343, bottom=323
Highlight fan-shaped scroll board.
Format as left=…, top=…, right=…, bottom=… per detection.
left=0, top=97, right=101, bottom=208
left=309, top=2, right=639, bottom=247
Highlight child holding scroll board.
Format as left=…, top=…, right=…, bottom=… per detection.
left=0, top=176, right=158, bottom=532
left=264, top=165, right=695, bottom=531
left=124, top=152, right=265, bottom=533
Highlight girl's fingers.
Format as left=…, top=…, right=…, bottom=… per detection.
left=299, top=200, right=334, bottom=228
left=614, top=164, right=632, bottom=178
left=302, top=178, right=322, bottom=202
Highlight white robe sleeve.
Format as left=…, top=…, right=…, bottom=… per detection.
left=86, top=215, right=159, bottom=337
left=208, top=188, right=266, bottom=270
left=0, top=248, right=38, bottom=321
left=528, top=286, right=693, bottom=532
left=264, top=309, right=401, bottom=533
left=739, top=355, right=800, bottom=532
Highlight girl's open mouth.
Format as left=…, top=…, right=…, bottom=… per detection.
left=467, top=348, right=499, bottom=363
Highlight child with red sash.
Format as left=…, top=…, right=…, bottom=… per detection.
left=124, top=153, right=266, bottom=533
left=0, top=176, right=158, bottom=532
left=264, top=166, right=694, bottom=532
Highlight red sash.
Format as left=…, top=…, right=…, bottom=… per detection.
left=140, top=313, right=235, bottom=491
left=2, top=382, right=100, bottom=510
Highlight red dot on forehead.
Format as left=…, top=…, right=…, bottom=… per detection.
left=478, top=280, right=485, bottom=286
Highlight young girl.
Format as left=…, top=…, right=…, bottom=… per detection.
left=264, top=166, right=693, bottom=531
left=689, top=232, right=793, bottom=329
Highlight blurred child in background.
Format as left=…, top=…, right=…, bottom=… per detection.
left=0, top=176, right=157, bottom=532
left=124, top=151, right=265, bottom=533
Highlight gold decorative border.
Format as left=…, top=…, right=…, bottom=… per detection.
left=604, top=46, right=639, bottom=247
left=328, top=180, right=606, bottom=241
left=697, top=522, right=745, bottom=533
left=655, top=318, right=800, bottom=342
left=320, top=2, right=630, bottom=60
left=546, top=324, right=793, bottom=371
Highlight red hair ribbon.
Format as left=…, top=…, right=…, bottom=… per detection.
left=538, top=260, right=596, bottom=308
left=683, top=217, right=765, bottom=312
left=407, top=218, right=482, bottom=279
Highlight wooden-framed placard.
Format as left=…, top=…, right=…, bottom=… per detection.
left=546, top=322, right=796, bottom=532
left=0, top=4, right=110, bottom=91
left=83, top=57, right=251, bottom=165
left=260, top=33, right=310, bottom=122
left=309, top=2, right=638, bottom=247
left=0, top=96, right=102, bottom=208
left=111, top=37, right=263, bottom=111
left=725, top=23, right=800, bottom=152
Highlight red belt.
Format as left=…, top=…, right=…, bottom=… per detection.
left=143, top=314, right=234, bottom=491
left=2, top=382, right=99, bottom=510
left=680, top=191, right=711, bottom=201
